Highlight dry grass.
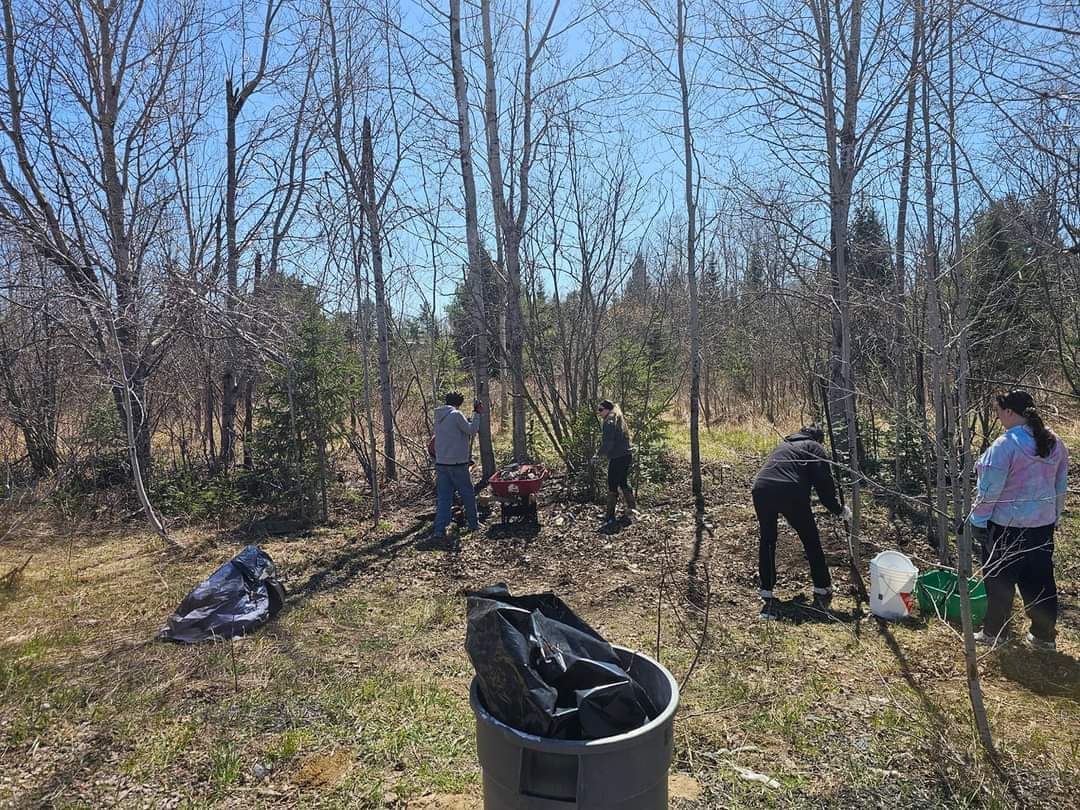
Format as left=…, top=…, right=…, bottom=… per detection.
left=1, top=422, right=1078, bottom=808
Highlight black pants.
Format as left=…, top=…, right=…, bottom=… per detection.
left=607, top=453, right=633, bottom=493
left=980, top=523, right=1057, bottom=642
left=753, top=485, right=831, bottom=592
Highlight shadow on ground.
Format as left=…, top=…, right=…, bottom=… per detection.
left=766, top=595, right=865, bottom=625
left=288, top=518, right=429, bottom=604
left=486, top=523, right=542, bottom=543
left=995, top=644, right=1080, bottom=702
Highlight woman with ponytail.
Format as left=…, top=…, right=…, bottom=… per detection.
left=595, top=400, right=639, bottom=530
left=968, top=389, right=1069, bottom=651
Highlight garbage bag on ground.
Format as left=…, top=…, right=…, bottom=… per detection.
left=466, top=583, right=657, bottom=740
left=159, top=545, right=285, bottom=643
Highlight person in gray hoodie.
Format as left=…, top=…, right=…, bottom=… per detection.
left=432, top=391, right=482, bottom=537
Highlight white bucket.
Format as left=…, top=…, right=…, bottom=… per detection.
left=869, top=551, right=918, bottom=620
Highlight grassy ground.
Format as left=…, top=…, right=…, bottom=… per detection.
left=1, top=422, right=1078, bottom=808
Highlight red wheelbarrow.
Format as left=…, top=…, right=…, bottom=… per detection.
left=488, top=464, right=548, bottom=526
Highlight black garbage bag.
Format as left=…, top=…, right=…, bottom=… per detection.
left=466, top=584, right=657, bottom=740
left=159, top=545, right=285, bottom=643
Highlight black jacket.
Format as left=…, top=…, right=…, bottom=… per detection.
left=599, top=416, right=632, bottom=459
left=752, top=431, right=843, bottom=514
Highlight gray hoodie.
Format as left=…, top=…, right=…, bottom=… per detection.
left=434, top=404, right=479, bottom=465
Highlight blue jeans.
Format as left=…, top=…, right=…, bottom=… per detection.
left=434, top=464, right=479, bottom=535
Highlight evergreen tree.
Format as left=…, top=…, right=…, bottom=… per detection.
left=847, top=205, right=893, bottom=288
left=252, top=305, right=357, bottom=522
left=846, top=205, right=894, bottom=399
left=446, top=250, right=503, bottom=379
left=965, top=197, right=1049, bottom=405
left=625, top=252, right=650, bottom=303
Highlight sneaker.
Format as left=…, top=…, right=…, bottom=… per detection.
left=759, top=598, right=779, bottom=621
left=811, top=588, right=833, bottom=613
left=973, top=630, right=1005, bottom=648
left=598, top=517, right=617, bottom=532
left=1024, top=632, right=1056, bottom=652
left=622, top=509, right=642, bottom=524
left=462, top=521, right=487, bottom=535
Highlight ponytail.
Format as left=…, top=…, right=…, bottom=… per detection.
left=997, top=389, right=1056, bottom=458
left=1024, top=407, right=1056, bottom=458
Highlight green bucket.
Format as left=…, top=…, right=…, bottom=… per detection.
left=915, top=569, right=987, bottom=625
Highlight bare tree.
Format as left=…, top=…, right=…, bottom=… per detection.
left=892, top=0, right=921, bottom=500
left=449, top=0, right=495, bottom=479
left=321, top=0, right=404, bottom=483
left=0, top=248, right=62, bottom=476
left=0, top=0, right=210, bottom=540
left=722, top=0, right=913, bottom=571
left=361, top=114, right=399, bottom=481
left=480, top=0, right=563, bottom=462
left=675, top=0, right=704, bottom=512
left=219, top=0, right=290, bottom=472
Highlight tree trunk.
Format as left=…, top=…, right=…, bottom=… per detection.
left=676, top=0, right=703, bottom=512
left=242, top=252, right=262, bottom=470
left=24, top=427, right=59, bottom=476
left=242, top=379, right=255, bottom=470
left=361, top=116, right=397, bottom=481
left=361, top=302, right=381, bottom=521
left=820, top=0, right=865, bottom=573
left=946, top=1, right=993, bottom=752
left=205, top=360, right=216, bottom=465
left=451, top=0, right=496, bottom=480
left=109, top=322, right=173, bottom=548
left=354, top=242, right=381, bottom=520
left=920, top=0, right=950, bottom=561
left=480, top=0, right=541, bottom=463
left=220, top=78, right=241, bottom=473
left=893, top=0, right=919, bottom=497
left=218, top=3, right=278, bottom=472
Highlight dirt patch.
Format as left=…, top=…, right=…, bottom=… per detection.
left=407, top=794, right=479, bottom=809
left=670, top=771, right=703, bottom=802
left=292, top=749, right=354, bottom=789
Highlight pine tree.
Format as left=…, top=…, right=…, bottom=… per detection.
left=253, top=306, right=356, bottom=522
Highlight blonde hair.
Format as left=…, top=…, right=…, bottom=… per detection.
left=603, top=401, right=631, bottom=441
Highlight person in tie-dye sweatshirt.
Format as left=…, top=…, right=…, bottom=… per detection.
left=968, top=390, right=1069, bottom=651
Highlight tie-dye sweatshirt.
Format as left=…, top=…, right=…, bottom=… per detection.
left=970, top=425, right=1069, bottom=528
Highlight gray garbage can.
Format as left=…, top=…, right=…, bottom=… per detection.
left=470, top=646, right=679, bottom=809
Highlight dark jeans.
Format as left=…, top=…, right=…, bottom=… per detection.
left=607, top=453, right=633, bottom=494
left=753, top=485, right=832, bottom=593
left=979, top=523, right=1057, bottom=642
left=434, top=464, right=479, bottom=535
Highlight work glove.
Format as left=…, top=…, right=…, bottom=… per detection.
left=473, top=399, right=483, bottom=413
left=840, top=505, right=853, bottom=523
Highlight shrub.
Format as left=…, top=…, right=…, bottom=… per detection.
left=153, top=471, right=243, bottom=521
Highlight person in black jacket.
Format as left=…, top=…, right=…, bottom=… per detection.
left=595, top=400, right=638, bottom=530
left=752, top=426, right=851, bottom=619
